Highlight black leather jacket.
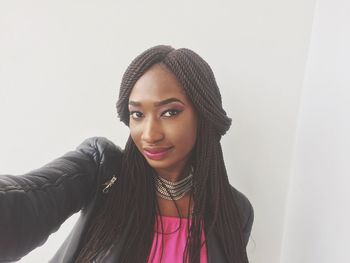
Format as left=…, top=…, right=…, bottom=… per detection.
left=0, top=137, right=254, bottom=262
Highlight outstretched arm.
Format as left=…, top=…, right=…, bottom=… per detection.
left=0, top=137, right=117, bottom=262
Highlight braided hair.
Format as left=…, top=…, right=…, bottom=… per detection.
left=76, top=45, right=248, bottom=262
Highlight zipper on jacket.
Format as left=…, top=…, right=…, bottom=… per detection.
left=102, top=175, right=117, bottom=194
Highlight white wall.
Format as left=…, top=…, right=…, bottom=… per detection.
left=0, top=0, right=316, bottom=262
left=281, top=0, right=350, bottom=262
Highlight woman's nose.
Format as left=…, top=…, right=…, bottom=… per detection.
left=141, top=118, right=164, bottom=144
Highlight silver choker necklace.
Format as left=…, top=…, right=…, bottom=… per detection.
left=154, top=171, right=193, bottom=201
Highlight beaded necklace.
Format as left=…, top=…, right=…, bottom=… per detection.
left=154, top=171, right=193, bottom=201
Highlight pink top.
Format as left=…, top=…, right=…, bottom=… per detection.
left=148, top=215, right=208, bottom=263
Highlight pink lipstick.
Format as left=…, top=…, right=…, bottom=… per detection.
left=144, top=147, right=173, bottom=160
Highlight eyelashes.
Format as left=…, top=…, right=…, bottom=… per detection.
left=129, top=111, right=143, bottom=119
left=129, top=109, right=183, bottom=120
left=161, top=109, right=182, bottom=117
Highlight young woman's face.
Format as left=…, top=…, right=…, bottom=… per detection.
left=128, top=64, right=198, bottom=176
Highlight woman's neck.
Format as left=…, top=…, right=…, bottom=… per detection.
left=155, top=165, right=191, bottom=182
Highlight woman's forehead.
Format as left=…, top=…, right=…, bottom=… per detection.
left=129, top=64, right=187, bottom=102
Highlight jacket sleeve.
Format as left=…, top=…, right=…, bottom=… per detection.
left=0, top=137, right=116, bottom=262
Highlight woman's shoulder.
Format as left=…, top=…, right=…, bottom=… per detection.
left=76, top=137, right=123, bottom=159
left=229, top=185, right=254, bottom=245
left=76, top=137, right=123, bottom=184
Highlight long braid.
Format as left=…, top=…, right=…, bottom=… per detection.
left=76, top=45, right=248, bottom=262
left=76, top=137, right=156, bottom=262
left=163, top=48, right=246, bottom=261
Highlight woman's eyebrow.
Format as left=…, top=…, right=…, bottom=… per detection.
left=128, top=98, right=185, bottom=107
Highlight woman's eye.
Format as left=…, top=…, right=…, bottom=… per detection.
left=162, top=109, right=182, bottom=117
left=130, top=111, right=143, bottom=119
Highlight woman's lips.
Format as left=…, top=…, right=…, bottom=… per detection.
left=143, top=147, right=173, bottom=160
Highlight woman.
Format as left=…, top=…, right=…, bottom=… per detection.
left=0, top=45, right=253, bottom=263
